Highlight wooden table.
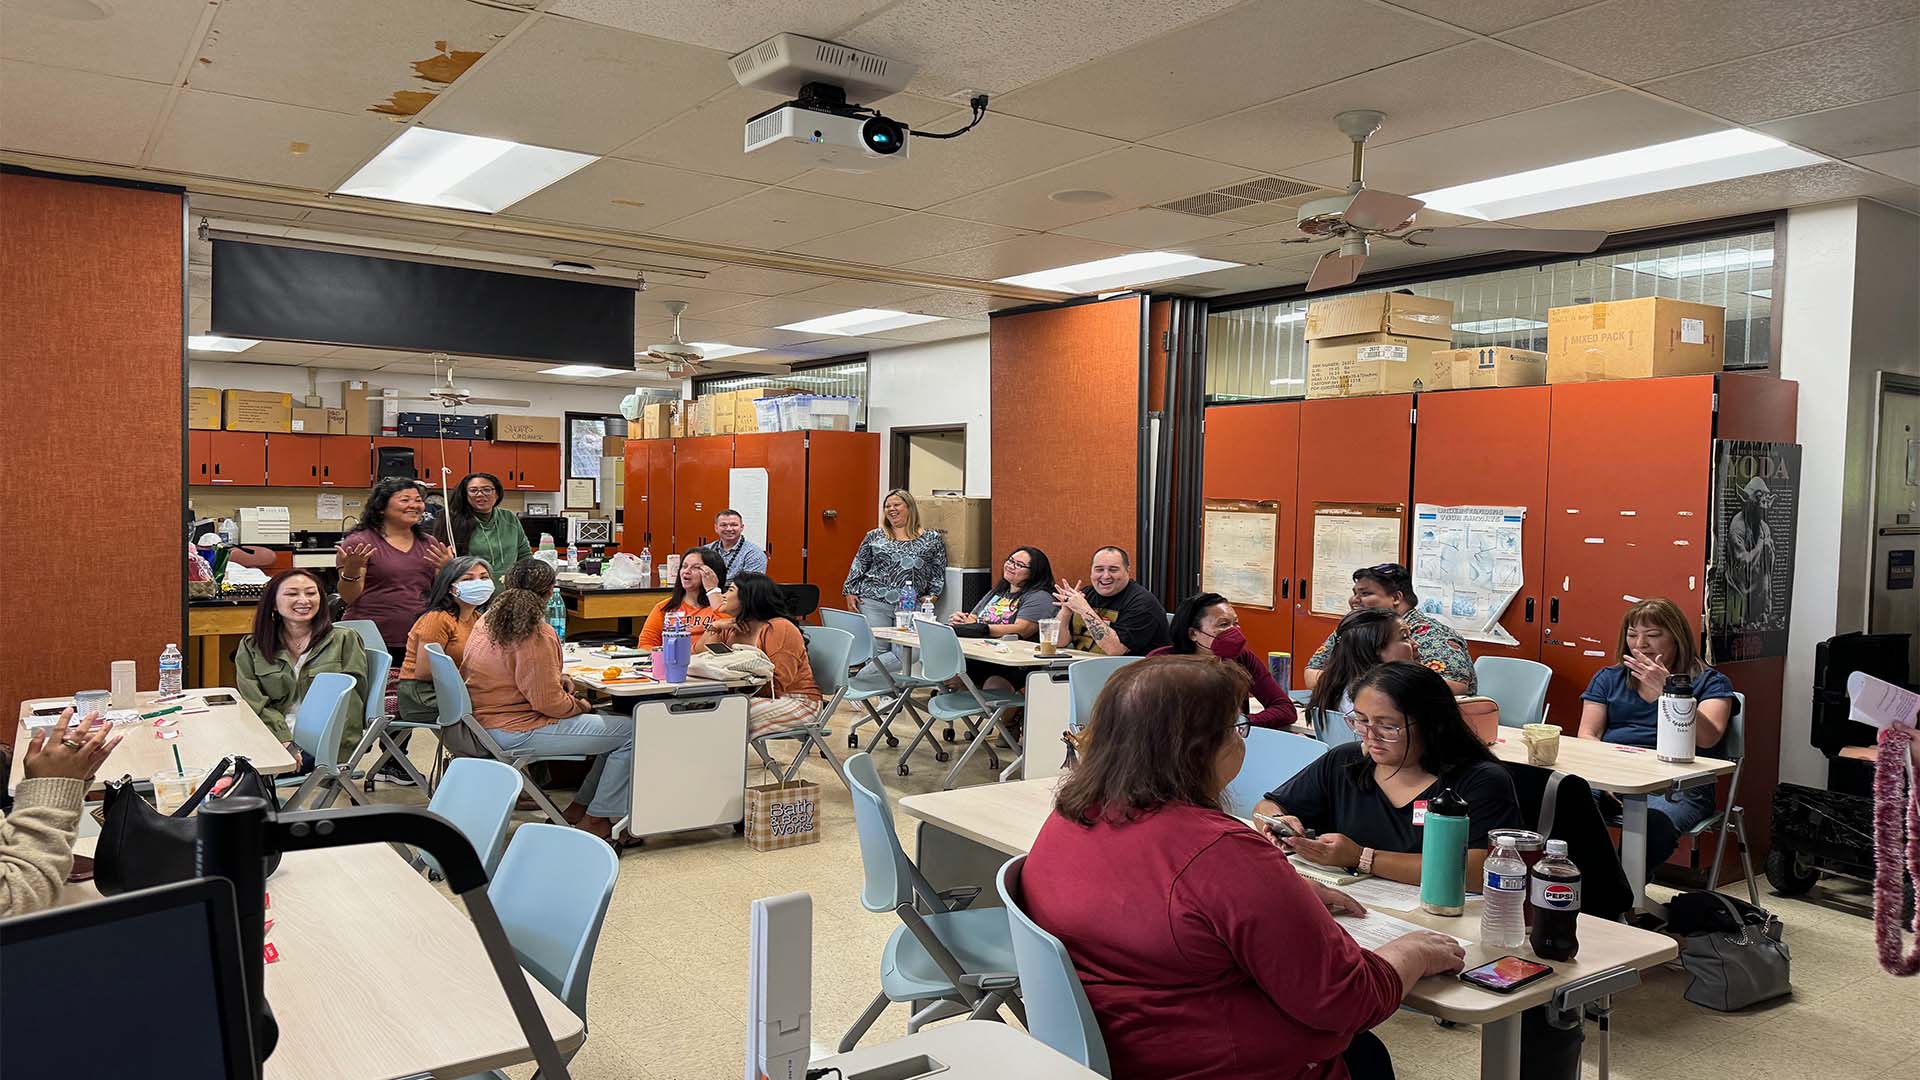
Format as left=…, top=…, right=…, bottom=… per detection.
left=187, top=601, right=255, bottom=689
left=900, top=779, right=1677, bottom=1080
left=559, top=583, right=671, bottom=637
left=11, top=689, right=296, bottom=793
left=64, top=838, right=584, bottom=1080
left=562, top=651, right=759, bottom=699
left=1488, top=731, right=1735, bottom=913
left=813, top=1019, right=1102, bottom=1078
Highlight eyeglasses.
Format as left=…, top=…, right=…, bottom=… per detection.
left=1004, top=558, right=1031, bottom=570
left=1344, top=712, right=1408, bottom=742
left=466, top=487, right=498, bottom=497
left=1233, top=717, right=1251, bottom=739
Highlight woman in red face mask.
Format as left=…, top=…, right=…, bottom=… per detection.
left=1154, top=592, right=1300, bottom=730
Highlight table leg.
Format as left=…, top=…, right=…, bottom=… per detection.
left=1479, top=1013, right=1521, bottom=1080
left=198, top=635, right=223, bottom=689
left=1620, top=794, right=1651, bottom=913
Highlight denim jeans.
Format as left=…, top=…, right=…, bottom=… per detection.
left=857, top=596, right=905, bottom=671
left=1600, top=784, right=1719, bottom=867
left=489, top=712, right=635, bottom=818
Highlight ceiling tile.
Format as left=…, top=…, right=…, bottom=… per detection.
left=149, top=91, right=401, bottom=188
left=1380, top=1, right=1607, bottom=34
left=690, top=264, right=845, bottom=295
left=858, top=318, right=989, bottom=344
left=788, top=213, right=1027, bottom=265
left=994, top=0, right=1464, bottom=141
left=1148, top=42, right=1608, bottom=174
left=887, top=291, right=1004, bottom=319
left=1216, top=200, right=1328, bottom=225
left=1055, top=207, right=1252, bottom=248
left=1640, top=18, right=1918, bottom=123
left=608, top=86, right=812, bottom=184
left=1498, top=0, right=1917, bottom=84
left=631, top=285, right=761, bottom=319
left=187, top=0, right=520, bottom=117
left=296, top=208, right=468, bottom=239
left=0, top=0, right=207, bottom=84
left=705, top=296, right=849, bottom=329
left=653, top=186, right=898, bottom=248
left=421, top=16, right=737, bottom=154
left=188, top=195, right=313, bottom=221
left=1505, top=161, right=1914, bottom=232
left=786, top=279, right=936, bottom=308
left=548, top=0, right=893, bottom=53
left=1758, top=93, right=1920, bottom=159
left=931, top=146, right=1253, bottom=231
left=840, top=0, right=1250, bottom=99
left=498, top=158, right=762, bottom=232
left=1156, top=263, right=1308, bottom=296
left=437, top=231, right=608, bottom=261
left=783, top=112, right=1118, bottom=211
left=1852, top=148, right=1920, bottom=185
left=0, top=62, right=170, bottom=166
left=636, top=317, right=822, bottom=350
left=900, top=232, right=1133, bottom=280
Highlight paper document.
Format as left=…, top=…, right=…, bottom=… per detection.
left=1334, top=910, right=1471, bottom=952
left=1332, top=877, right=1427, bottom=912
left=1289, top=858, right=1370, bottom=887
left=315, top=492, right=344, bottom=520
left=1311, top=503, right=1405, bottom=616
left=1847, top=672, right=1919, bottom=732
left=1202, top=500, right=1279, bottom=608
left=1411, top=504, right=1526, bottom=646
left=728, top=468, right=770, bottom=549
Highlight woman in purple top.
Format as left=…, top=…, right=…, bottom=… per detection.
left=337, top=478, right=453, bottom=665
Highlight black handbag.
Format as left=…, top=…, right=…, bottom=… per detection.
left=952, top=622, right=991, bottom=638
left=94, top=756, right=283, bottom=896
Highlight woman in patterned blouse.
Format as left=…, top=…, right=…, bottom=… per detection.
left=842, top=489, right=949, bottom=670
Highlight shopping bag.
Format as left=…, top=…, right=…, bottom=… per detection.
left=745, top=779, right=821, bottom=851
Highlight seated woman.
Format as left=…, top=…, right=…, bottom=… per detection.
left=950, top=545, right=1060, bottom=693
left=462, top=558, right=637, bottom=845
left=637, top=548, right=726, bottom=649
left=1255, top=662, right=1522, bottom=888
left=1022, top=656, right=1465, bottom=1080
left=236, top=568, right=369, bottom=762
left=1151, top=592, right=1298, bottom=729
left=699, top=571, right=823, bottom=739
left=394, top=556, right=493, bottom=725
left=2, top=708, right=119, bottom=916
left=1304, top=608, right=1418, bottom=731
left=1578, top=597, right=1737, bottom=867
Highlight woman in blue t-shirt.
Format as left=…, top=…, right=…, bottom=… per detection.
left=1577, top=598, right=1737, bottom=866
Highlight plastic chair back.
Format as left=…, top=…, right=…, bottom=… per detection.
left=289, top=672, right=356, bottom=768
left=1223, top=728, right=1328, bottom=818
left=1719, top=692, right=1745, bottom=760
left=1068, top=657, right=1140, bottom=734
left=424, top=643, right=473, bottom=728
left=337, top=618, right=388, bottom=657
left=424, top=758, right=521, bottom=878
left=489, top=823, right=620, bottom=1019
left=820, top=608, right=877, bottom=667
left=1474, top=656, right=1552, bottom=728
left=844, top=752, right=912, bottom=912
left=359, top=646, right=393, bottom=724
left=779, top=583, right=822, bottom=619
left=801, top=625, right=854, bottom=697
left=997, top=856, right=1111, bottom=1077
left=914, top=619, right=967, bottom=682
left=1310, top=706, right=1361, bottom=746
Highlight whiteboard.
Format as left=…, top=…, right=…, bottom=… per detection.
left=728, top=467, right=770, bottom=549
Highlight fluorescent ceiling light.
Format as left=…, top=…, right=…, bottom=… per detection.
left=689, top=343, right=763, bottom=360
left=996, top=251, right=1239, bottom=293
left=1453, top=317, right=1548, bottom=334
left=540, top=365, right=625, bottom=377
left=188, top=335, right=259, bottom=352
left=1612, top=247, right=1773, bottom=278
left=1415, top=130, right=1825, bottom=220
left=336, top=127, right=597, bottom=213
left=778, top=308, right=944, bottom=336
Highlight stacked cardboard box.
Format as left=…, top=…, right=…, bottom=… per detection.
left=489, top=414, right=563, bottom=442
left=1305, top=294, right=1455, bottom=399
left=189, top=387, right=223, bottom=430
left=223, top=390, right=293, bottom=432
left=290, top=406, right=348, bottom=434
left=1547, top=298, right=1725, bottom=383
left=918, top=496, right=992, bottom=568
left=1433, top=347, right=1547, bottom=389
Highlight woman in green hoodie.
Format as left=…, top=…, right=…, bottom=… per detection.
left=236, top=568, right=369, bottom=762
left=449, top=471, right=531, bottom=575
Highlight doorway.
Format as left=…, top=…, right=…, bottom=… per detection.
left=1868, top=373, right=1919, bottom=675
left=890, top=425, right=967, bottom=496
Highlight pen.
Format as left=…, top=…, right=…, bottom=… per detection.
left=141, top=705, right=184, bottom=720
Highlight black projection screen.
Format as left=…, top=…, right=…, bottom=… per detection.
left=211, top=240, right=636, bottom=369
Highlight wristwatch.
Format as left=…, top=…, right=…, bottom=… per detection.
left=1356, top=847, right=1377, bottom=875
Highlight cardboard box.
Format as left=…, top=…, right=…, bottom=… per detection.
left=690, top=398, right=715, bottom=437
left=223, top=390, right=293, bottom=432
left=642, top=402, right=670, bottom=440
left=668, top=402, right=686, bottom=439
left=489, top=414, right=563, bottom=443
left=341, top=380, right=377, bottom=435
left=733, top=393, right=761, bottom=432
left=189, top=387, right=222, bottom=430
left=1305, top=293, right=1455, bottom=342
left=1306, top=334, right=1451, bottom=399
left=1435, top=347, right=1548, bottom=389
left=711, top=392, right=737, bottom=435
left=918, top=495, right=992, bottom=568
left=1547, top=298, right=1725, bottom=384
left=290, top=407, right=330, bottom=433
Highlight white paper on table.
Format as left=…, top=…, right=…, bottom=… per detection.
left=1334, top=910, right=1471, bottom=952
left=1847, top=672, right=1920, bottom=732
left=1333, top=877, right=1427, bottom=911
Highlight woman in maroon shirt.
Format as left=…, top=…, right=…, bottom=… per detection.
left=1150, top=591, right=1298, bottom=729
left=1022, top=656, right=1464, bottom=1080
left=336, top=478, right=452, bottom=664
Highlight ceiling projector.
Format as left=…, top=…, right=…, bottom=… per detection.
left=731, top=33, right=919, bottom=172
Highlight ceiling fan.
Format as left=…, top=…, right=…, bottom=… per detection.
left=1286, top=110, right=1610, bottom=291
left=637, top=300, right=709, bottom=377
left=379, top=354, right=532, bottom=409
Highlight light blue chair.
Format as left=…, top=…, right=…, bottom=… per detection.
left=839, top=752, right=1023, bottom=1052
left=418, top=758, right=522, bottom=880
left=277, top=671, right=363, bottom=810
left=1223, top=728, right=1329, bottom=818
left=750, top=626, right=851, bottom=786
left=336, top=618, right=387, bottom=657
left=1067, top=656, right=1141, bottom=734
left=821, top=608, right=940, bottom=755
left=912, top=620, right=1026, bottom=787
left=1475, top=656, right=1553, bottom=729
left=424, top=643, right=582, bottom=826
left=1692, top=691, right=1759, bottom=906
left=996, top=855, right=1111, bottom=1077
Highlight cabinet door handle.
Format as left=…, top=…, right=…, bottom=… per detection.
left=1549, top=598, right=1560, bottom=624
left=1280, top=578, right=1290, bottom=599
left=1525, top=597, right=1535, bottom=623
left=1299, top=579, right=1308, bottom=603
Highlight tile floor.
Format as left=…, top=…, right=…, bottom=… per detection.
left=369, top=707, right=1919, bottom=1080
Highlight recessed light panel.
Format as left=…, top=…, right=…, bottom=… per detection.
left=188, top=335, right=259, bottom=352
left=777, top=309, right=944, bottom=336
left=995, top=252, right=1239, bottom=293
left=336, top=127, right=598, bottom=213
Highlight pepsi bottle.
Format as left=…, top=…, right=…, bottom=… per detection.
left=1528, top=838, right=1582, bottom=961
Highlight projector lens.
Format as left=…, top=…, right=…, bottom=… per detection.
left=861, top=116, right=905, bottom=155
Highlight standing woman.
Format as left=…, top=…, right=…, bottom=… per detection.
left=1154, top=592, right=1298, bottom=730
left=337, top=478, right=452, bottom=666
left=448, top=471, right=529, bottom=575
left=394, top=556, right=492, bottom=725
left=842, top=489, right=948, bottom=669
left=700, top=572, right=822, bottom=738
left=637, top=548, right=726, bottom=649
left=236, top=569, right=370, bottom=761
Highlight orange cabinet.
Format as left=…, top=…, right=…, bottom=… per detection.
left=623, top=439, right=673, bottom=550
left=1290, top=395, right=1414, bottom=666
left=206, top=431, right=267, bottom=486
left=514, top=443, right=562, bottom=491
left=320, top=436, right=372, bottom=490
left=802, top=431, right=881, bottom=603
left=416, top=438, right=471, bottom=491
left=188, top=430, right=213, bottom=486
left=672, top=436, right=735, bottom=550
left=468, top=441, right=516, bottom=486
left=732, top=433, right=809, bottom=584
left=267, top=434, right=323, bottom=487
left=1201, top=402, right=1303, bottom=672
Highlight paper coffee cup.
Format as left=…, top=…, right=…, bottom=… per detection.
left=1522, top=723, right=1560, bottom=766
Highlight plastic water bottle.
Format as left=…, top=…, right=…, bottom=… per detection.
left=638, top=545, right=653, bottom=583
left=565, top=541, right=580, bottom=572
left=897, top=584, right=917, bottom=629
left=545, top=589, right=567, bottom=641
left=1479, top=837, right=1528, bottom=949
left=918, top=596, right=936, bottom=623
left=536, top=533, right=559, bottom=567
left=158, top=644, right=184, bottom=697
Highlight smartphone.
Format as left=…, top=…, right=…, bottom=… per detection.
left=200, top=693, right=238, bottom=706
left=1252, top=812, right=1316, bottom=840
left=703, top=642, right=735, bottom=654
left=1460, top=955, right=1553, bottom=993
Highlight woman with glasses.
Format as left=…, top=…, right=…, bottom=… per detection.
left=1253, top=661, right=1522, bottom=887
left=448, top=471, right=529, bottom=575
left=1306, top=608, right=1419, bottom=722
left=1021, top=656, right=1465, bottom=1080
left=1302, top=563, right=1476, bottom=695
left=949, top=545, right=1059, bottom=693
left=1151, top=592, right=1298, bottom=730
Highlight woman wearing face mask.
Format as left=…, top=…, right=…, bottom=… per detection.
left=337, top=478, right=453, bottom=665
left=236, top=568, right=370, bottom=762
left=637, top=548, right=726, bottom=649
left=393, top=556, right=494, bottom=725
left=1151, top=592, right=1298, bottom=730
left=1306, top=608, right=1419, bottom=723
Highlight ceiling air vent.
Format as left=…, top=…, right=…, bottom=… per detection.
left=1159, top=176, right=1321, bottom=217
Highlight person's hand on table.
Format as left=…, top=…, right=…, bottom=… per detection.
left=949, top=612, right=976, bottom=625
left=335, top=542, right=376, bottom=575
left=1310, top=881, right=1367, bottom=917
left=1284, top=830, right=1362, bottom=869
left=1377, top=930, right=1467, bottom=979
left=1623, top=649, right=1671, bottom=694
left=25, top=709, right=121, bottom=780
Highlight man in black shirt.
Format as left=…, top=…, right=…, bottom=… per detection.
left=1051, top=545, right=1170, bottom=656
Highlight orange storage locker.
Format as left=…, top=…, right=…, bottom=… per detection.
left=731, top=432, right=809, bottom=584
left=267, top=433, right=323, bottom=487
left=671, top=436, right=735, bottom=551
left=1200, top=402, right=1302, bottom=667
left=804, top=431, right=881, bottom=605
left=623, top=439, right=668, bottom=552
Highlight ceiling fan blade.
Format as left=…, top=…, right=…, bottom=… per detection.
left=463, top=396, right=533, bottom=408
left=1410, top=226, right=1608, bottom=253
left=1306, top=249, right=1366, bottom=292
left=1343, top=189, right=1424, bottom=232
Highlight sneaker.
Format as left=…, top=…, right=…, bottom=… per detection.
left=375, top=761, right=417, bottom=788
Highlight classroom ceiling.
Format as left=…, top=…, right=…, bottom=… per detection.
left=3, top=0, right=1917, bottom=383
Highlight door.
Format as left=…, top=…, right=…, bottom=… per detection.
left=416, top=438, right=470, bottom=491
left=1291, top=395, right=1415, bottom=673
left=1201, top=402, right=1302, bottom=669
left=803, top=431, right=881, bottom=603
left=646, top=440, right=675, bottom=552
left=320, top=436, right=373, bottom=490
left=207, top=431, right=267, bottom=486
left=1869, top=379, right=1920, bottom=675
left=623, top=441, right=651, bottom=548
left=470, top=441, right=519, bottom=489
left=515, top=443, right=562, bottom=492
left=1411, top=386, right=1552, bottom=662
left=188, top=430, right=212, bottom=486
left=672, top=436, right=734, bottom=550
left=1540, top=376, right=1715, bottom=728
left=267, top=433, right=323, bottom=488
left=732, top=432, right=807, bottom=583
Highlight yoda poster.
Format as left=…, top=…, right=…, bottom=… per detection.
left=1708, top=440, right=1801, bottom=662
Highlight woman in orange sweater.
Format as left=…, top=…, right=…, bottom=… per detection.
left=462, top=558, right=637, bottom=844
left=394, top=555, right=492, bottom=725
left=700, top=571, right=822, bottom=739
left=637, top=547, right=726, bottom=648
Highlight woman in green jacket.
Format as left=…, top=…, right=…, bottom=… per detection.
left=449, top=471, right=531, bottom=575
left=236, top=568, right=369, bottom=762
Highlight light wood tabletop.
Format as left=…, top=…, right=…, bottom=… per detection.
left=872, top=626, right=1103, bottom=667
left=900, top=777, right=1062, bottom=855
left=11, top=689, right=297, bottom=793
left=1486, top=730, right=1734, bottom=794
left=66, top=837, right=585, bottom=1080
left=813, top=1019, right=1104, bottom=1077
left=562, top=657, right=758, bottom=699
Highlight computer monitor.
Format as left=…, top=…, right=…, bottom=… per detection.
left=1, top=878, right=256, bottom=1079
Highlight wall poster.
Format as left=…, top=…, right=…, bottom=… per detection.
left=1708, top=439, right=1801, bottom=661
left=1411, top=504, right=1526, bottom=646
left=1202, top=499, right=1279, bottom=609
left=1310, top=502, right=1405, bottom=616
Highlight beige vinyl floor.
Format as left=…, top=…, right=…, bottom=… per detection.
left=370, top=705, right=1920, bottom=1080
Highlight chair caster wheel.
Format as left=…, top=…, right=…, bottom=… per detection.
left=897, top=764, right=911, bottom=777
left=886, top=735, right=900, bottom=748
left=934, top=751, right=950, bottom=764
left=363, top=781, right=376, bottom=794
left=848, top=733, right=860, bottom=748
left=943, top=729, right=956, bottom=743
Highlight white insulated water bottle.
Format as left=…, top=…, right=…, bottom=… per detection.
left=1657, top=674, right=1697, bottom=763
